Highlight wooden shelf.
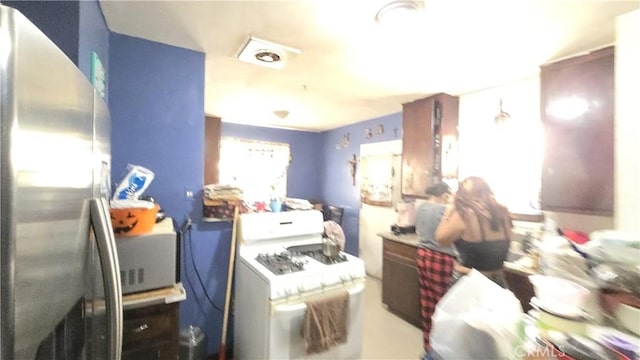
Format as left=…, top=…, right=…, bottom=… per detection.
left=123, top=282, right=186, bottom=311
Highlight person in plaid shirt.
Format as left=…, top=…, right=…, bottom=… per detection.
left=415, top=182, right=454, bottom=360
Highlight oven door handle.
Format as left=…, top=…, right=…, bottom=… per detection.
left=274, top=302, right=307, bottom=313
left=273, top=282, right=365, bottom=313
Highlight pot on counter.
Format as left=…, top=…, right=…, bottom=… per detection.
left=322, top=236, right=340, bottom=258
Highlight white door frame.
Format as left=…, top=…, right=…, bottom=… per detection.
left=358, top=140, right=402, bottom=279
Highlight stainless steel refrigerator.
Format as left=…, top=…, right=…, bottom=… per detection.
left=0, top=6, right=122, bottom=360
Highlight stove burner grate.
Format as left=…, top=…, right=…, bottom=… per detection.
left=255, top=252, right=305, bottom=275
left=286, top=244, right=348, bottom=265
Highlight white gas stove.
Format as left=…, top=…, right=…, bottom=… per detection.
left=234, top=210, right=366, bottom=360
left=236, top=210, right=365, bottom=301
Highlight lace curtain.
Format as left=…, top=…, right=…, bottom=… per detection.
left=359, top=153, right=396, bottom=206
left=219, top=137, right=290, bottom=204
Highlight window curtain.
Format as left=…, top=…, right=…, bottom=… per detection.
left=219, top=137, right=290, bottom=204
left=359, top=153, right=395, bottom=206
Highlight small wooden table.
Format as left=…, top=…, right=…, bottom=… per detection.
left=122, top=283, right=186, bottom=360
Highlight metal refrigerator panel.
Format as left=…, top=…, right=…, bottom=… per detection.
left=82, top=89, right=114, bottom=360
left=0, top=5, right=97, bottom=358
left=92, top=90, right=111, bottom=200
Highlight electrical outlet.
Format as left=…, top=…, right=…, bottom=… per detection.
left=184, top=187, right=195, bottom=200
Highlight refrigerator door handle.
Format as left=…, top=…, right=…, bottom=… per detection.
left=90, top=198, right=123, bottom=360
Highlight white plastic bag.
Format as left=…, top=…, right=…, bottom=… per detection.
left=430, top=269, right=523, bottom=360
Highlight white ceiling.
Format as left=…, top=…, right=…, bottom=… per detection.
left=100, top=0, right=638, bottom=132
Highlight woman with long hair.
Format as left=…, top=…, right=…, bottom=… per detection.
left=435, top=176, right=512, bottom=286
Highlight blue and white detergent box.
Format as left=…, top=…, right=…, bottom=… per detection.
left=112, top=164, right=155, bottom=200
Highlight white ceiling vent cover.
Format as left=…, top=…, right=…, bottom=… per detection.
left=236, top=36, right=301, bottom=70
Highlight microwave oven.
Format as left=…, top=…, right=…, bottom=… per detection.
left=115, top=217, right=177, bottom=294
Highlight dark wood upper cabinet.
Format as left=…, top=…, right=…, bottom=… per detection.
left=540, top=46, right=614, bottom=215
left=401, top=93, right=459, bottom=198
left=204, top=116, right=221, bottom=185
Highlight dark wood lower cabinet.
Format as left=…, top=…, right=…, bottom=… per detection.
left=382, top=238, right=421, bottom=328
left=122, top=302, right=179, bottom=360
left=504, top=266, right=536, bottom=313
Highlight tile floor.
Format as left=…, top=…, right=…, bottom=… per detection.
left=361, top=276, right=423, bottom=360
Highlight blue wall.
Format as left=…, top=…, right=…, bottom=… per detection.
left=108, top=33, right=205, bottom=221
left=2, top=0, right=80, bottom=65
left=319, top=114, right=403, bottom=254
left=2, top=0, right=109, bottom=91
left=106, top=32, right=233, bottom=352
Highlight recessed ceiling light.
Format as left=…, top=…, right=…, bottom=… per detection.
left=255, top=50, right=281, bottom=63
left=375, top=0, right=424, bottom=24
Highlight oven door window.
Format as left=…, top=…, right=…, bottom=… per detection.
left=268, top=282, right=365, bottom=359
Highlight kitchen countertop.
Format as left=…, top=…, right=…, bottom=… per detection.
left=377, top=231, right=420, bottom=247
left=503, top=257, right=538, bottom=276
left=377, top=231, right=538, bottom=275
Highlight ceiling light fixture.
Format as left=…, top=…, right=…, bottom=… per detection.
left=273, top=110, right=289, bottom=119
left=255, top=50, right=281, bottom=63
left=375, top=0, right=424, bottom=24
left=236, top=36, right=301, bottom=70
left=494, top=98, right=511, bottom=124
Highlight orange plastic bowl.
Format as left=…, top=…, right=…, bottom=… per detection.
left=109, top=204, right=159, bottom=237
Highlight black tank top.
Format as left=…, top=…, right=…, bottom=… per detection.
left=454, top=213, right=511, bottom=271
left=454, top=238, right=510, bottom=271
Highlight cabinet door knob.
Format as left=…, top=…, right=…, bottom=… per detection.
left=133, top=323, right=149, bottom=333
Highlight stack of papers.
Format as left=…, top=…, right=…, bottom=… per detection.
left=284, top=198, right=314, bottom=210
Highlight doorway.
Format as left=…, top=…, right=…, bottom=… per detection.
left=358, top=140, right=402, bottom=279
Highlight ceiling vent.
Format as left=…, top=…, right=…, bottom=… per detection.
left=236, top=36, right=301, bottom=70
left=375, top=0, right=424, bottom=24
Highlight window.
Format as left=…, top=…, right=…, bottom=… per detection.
left=359, top=153, right=396, bottom=206
left=359, top=140, right=403, bottom=207
left=218, top=137, right=290, bottom=204
left=458, top=77, right=542, bottom=215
